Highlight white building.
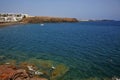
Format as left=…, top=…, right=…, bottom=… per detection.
left=0, top=13, right=28, bottom=22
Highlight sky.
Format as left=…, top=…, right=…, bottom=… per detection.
left=0, top=0, right=120, bottom=20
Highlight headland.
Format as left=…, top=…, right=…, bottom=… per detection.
left=0, top=13, right=78, bottom=27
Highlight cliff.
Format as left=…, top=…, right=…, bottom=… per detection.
left=21, top=16, right=78, bottom=23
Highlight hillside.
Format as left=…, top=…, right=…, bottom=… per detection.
left=21, top=16, right=78, bottom=23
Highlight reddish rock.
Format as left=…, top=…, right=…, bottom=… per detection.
left=0, top=65, right=29, bottom=80
left=0, top=65, right=47, bottom=80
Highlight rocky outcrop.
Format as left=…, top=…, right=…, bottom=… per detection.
left=21, top=16, right=78, bottom=23
left=0, top=64, right=47, bottom=80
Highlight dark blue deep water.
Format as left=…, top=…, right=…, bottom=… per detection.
left=0, top=21, right=120, bottom=80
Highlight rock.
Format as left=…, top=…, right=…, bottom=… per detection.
left=0, top=64, right=48, bottom=80
left=0, top=65, right=29, bottom=80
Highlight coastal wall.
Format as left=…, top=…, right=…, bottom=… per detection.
left=21, top=16, right=78, bottom=23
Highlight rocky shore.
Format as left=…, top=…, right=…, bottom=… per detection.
left=0, top=58, right=69, bottom=80
left=0, top=64, right=47, bottom=80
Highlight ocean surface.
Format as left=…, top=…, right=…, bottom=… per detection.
left=0, top=21, right=120, bottom=80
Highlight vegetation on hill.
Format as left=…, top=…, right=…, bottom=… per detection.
left=21, top=16, right=78, bottom=23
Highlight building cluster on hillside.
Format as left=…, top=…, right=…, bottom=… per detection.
left=0, top=13, right=28, bottom=22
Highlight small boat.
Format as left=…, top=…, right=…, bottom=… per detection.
left=40, top=24, right=44, bottom=26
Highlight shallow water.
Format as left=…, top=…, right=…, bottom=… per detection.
left=0, top=21, right=120, bottom=80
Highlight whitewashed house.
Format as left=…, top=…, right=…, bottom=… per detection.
left=0, top=13, right=28, bottom=22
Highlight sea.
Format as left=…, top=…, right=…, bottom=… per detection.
left=0, top=21, right=120, bottom=80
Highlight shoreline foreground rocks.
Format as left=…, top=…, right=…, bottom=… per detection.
left=0, top=58, right=69, bottom=80
left=0, top=64, right=47, bottom=80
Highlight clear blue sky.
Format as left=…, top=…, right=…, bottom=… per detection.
left=0, top=0, right=120, bottom=20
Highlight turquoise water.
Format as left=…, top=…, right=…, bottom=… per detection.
left=0, top=21, right=120, bottom=80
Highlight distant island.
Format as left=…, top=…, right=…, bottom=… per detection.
left=78, top=19, right=117, bottom=22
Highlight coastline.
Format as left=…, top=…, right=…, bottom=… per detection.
left=0, top=15, right=78, bottom=27
left=0, top=22, right=25, bottom=27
